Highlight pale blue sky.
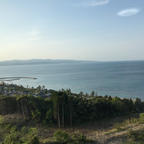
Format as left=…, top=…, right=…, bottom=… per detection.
left=0, top=0, right=144, bottom=61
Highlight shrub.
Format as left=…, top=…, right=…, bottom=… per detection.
left=3, top=127, right=21, bottom=144
left=71, top=132, right=87, bottom=144
left=3, top=126, right=40, bottom=144
left=54, top=130, right=71, bottom=144
left=28, top=136, right=40, bottom=144
left=0, top=115, right=4, bottom=125
left=128, top=129, right=144, bottom=143
left=139, top=113, right=144, bottom=123
left=45, top=109, right=53, bottom=123
left=53, top=130, right=87, bottom=144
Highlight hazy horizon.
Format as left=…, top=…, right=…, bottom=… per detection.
left=1, top=58, right=144, bottom=63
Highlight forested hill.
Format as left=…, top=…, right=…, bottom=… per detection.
left=0, top=83, right=144, bottom=128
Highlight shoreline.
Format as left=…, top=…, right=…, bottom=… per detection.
left=0, top=77, right=37, bottom=82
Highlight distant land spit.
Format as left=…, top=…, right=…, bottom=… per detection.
left=0, top=77, right=37, bottom=82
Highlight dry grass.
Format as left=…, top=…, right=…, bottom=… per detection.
left=1, top=113, right=144, bottom=144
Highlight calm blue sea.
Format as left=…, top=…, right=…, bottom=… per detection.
left=0, top=60, right=144, bottom=99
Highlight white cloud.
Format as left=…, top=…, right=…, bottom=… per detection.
left=117, top=8, right=140, bottom=17
left=28, top=30, right=41, bottom=41
left=74, top=0, right=109, bottom=7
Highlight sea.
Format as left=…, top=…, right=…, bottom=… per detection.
left=0, top=60, right=144, bottom=99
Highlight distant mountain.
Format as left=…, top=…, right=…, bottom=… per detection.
left=1, top=59, right=143, bottom=66
left=0, top=59, right=86, bottom=66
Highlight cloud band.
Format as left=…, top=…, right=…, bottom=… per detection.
left=118, top=8, right=140, bottom=17
left=74, top=0, right=109, bottom=7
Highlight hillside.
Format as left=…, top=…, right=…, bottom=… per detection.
left=1, top=113, right=144, bottom=144
left=0, top=83, right=144, bottom=143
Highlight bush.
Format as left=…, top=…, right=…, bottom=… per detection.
left=127, top=130, right=144, bottom=143
left=54, top=130, right=71, bottom=144
left=71, top=132, right=87, bottom=144
left=28, top=136, right=40, bottom=144
left=0, top=115, right=4, bottom=125
left=3, top=127, right=21, bottom=144
left=45, top=109, right=53, bottom=123
left=139, top=113, right=144, bottom=123
left=53, top=130, right=87, bottom=144
left=3, top=126, right=40, bottom=144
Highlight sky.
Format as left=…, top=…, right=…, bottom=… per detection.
left=0, top=0, right=144, bottom=61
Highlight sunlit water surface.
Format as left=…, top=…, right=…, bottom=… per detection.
left=0, top=61, right=144, bottom=99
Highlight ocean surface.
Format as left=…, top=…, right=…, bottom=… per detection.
left=0, top=60, right=144, bottom=99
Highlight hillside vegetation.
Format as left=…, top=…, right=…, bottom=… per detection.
left=0, top=84, right=144, bottom=143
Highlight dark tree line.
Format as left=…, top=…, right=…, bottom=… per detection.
left=0, top=88, right=144, bottom=128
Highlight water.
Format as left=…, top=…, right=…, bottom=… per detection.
left=0, top=60, right=144, bottom=99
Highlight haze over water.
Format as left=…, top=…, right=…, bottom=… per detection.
left=0, top=60, right=144, bottom=99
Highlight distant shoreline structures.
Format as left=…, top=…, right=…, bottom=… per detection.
left=0, top=77, right=37, bottom=82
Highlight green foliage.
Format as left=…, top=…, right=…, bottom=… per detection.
left=54, top=130, right=71, bottom=143
left=53, top=130, right=87, bottom=144
left=45, top=109, right=53, bottom=123
left=71, top=131, right=87, bottom=144
left=139, top=113, right=144, bottom=123
left=3, top=126, right=21, bottom=144
left=31, top=110, right=41, bottom=122
left=1, top=83, right=144, bottom=127
left=126, top=130, right=144, bottom=144
left=0, top=97, right=18, bottom=114
left=2, top=126, right=39, bottom=144
left=0, top=115, right=4, bottom=125
left=28, top=136, right=39, bottom=144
